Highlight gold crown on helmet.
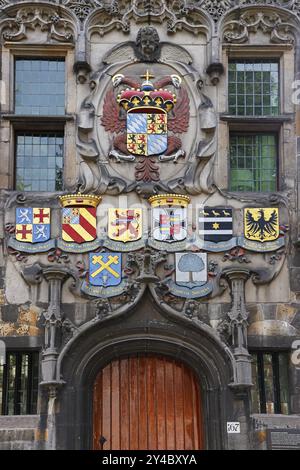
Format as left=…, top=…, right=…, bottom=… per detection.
left=148, top=194, right=191, bottom=208
left=59, top=193, right=102, bottom=208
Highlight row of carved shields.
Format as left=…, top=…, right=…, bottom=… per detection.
left=8, top=194, right=286, bottom=254
left=82, top=251, right=215, bottom=300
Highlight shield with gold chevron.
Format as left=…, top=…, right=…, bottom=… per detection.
left=59, top=194, right=102, bottom=244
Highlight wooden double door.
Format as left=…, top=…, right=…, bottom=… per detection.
left=93, top=355, right=204, bottom=450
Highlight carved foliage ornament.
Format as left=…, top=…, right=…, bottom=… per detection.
left=0, top=6, right=74, bottom=42
left=223, top=11, right=295, bottom=44
left=72, top=1, right=300, bottom=31
left=87, top=0, right=210, bottom=36
left=1, top=1, right=300, bottom=31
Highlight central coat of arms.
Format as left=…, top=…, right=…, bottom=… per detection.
left=101, top=70, right=189, bottom=163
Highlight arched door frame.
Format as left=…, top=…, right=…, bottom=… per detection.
left=56, top=313, right=235, bottom=450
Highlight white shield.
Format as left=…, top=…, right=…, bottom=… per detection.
left=176, top=253, right=207, bottom=286
left=152, top=208, right=187, bottom=242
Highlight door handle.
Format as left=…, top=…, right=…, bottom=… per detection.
left=99, top=435, right=107, bottom=449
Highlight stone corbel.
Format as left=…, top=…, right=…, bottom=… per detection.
left=73, top=61, right=92, bottom=85
left=127, top=248, right=167, bottom=284
left=73, top=30, right=91, bottom=84
left=40, top=267, right=70, bottom=387
left=221, top=268, right=253, bottom=393
left=206, top=62, right=225, bottom=86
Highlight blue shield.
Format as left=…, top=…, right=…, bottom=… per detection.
left=89, top=252, right=122, bottom=287
left=16, top=207, right=51, bottom=243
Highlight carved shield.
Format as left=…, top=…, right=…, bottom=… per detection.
left=108, top=209, right=142, bottom=243
left=89, top=252, right=122, bottom=287
left=62, top=207, right=97, bottom=244
left=152, top=207, right=187, bottom=242
left=244, top=208, right=279, bottom=243
left=16, top=208, right=50, bottom=244
left=199, top=207, right=233, bottom=243
left=127, top=111, right=167, bottom=156
left=175, top=253, right=207, bottom=288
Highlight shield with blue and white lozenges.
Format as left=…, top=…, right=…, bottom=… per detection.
left=127, top=111, right=168, bottom=156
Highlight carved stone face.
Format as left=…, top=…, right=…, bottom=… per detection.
left=135, top=26, right=161, bottom=62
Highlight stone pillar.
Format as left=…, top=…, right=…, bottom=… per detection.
left=224, top=268, right=253, bottom=389
left=40, top=267, right=69, bottom=450
left=223, top=268, right=253, bottom=450
left=41, top=267, right=69, bottom=385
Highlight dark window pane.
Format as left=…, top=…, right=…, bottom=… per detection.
left=251, top=354, right=260, bottom=414
left=1, top=352, right=39, bottom=416
left=229, top=134, right=277, bottom=192
left=15, top=132, right=64, bottom=192
left=15, top=58, right=65, bottom=115
left=251, top=351, right=290, bottom=415
left=279, top=354, right=289, bottom=415
left=228, top=60, right=279, bottom=116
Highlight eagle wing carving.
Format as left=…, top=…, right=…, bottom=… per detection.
left=167, top=87, right=190, bottom=134
left=101, top=88, right=126, bottom=134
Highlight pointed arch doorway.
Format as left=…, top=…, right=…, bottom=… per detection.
left=93, top=354, right=204, bottom=450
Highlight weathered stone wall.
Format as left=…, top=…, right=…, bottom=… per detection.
left=0, top=416, right=39, bottom=450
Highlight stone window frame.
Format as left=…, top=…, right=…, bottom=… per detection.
left=218, top=44, right=295, bottom=195
left=0, top=44, right=76, bottom=191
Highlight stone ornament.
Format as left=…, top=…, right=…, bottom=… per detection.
left=0, top=6, right=75, bottom=42
left=223, top=11, right=295, bottom=44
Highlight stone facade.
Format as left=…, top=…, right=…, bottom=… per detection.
left=0, top=0, right=299, bottom=450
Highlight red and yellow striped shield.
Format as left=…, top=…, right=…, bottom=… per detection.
left=62, top=207, right=97, bottom=244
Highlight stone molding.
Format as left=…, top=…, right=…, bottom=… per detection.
left=0, top=5, right=75, bottom=43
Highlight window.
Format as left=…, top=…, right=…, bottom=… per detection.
left=230, top=134, right=277, bottom=192
left=15, top=132, right=64, bottom=192
left=228, top=60, right=279, bottom=116
left=0, top=351, right=39, bottom=415
left=227, top=58, right=280, bottom=192
left=251, top=351, right=290, bottom=415
left=15, top=58, right=65, bottom=115
left=13, top=57, right=66, bottom=191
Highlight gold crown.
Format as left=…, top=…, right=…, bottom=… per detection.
left=59, top=193, right=102, bottom=208
left=148, top=194, right=191, bottom=208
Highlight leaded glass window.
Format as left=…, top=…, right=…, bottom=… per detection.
left=228, top=60, right=279, bottom=116
left=16, top=132, right=64, bottom=192
left=230, top=134, right=277, bottom=192
left=0, top=351, right=39, bottom=415
left=251, top=351, right=290, bottom=415
left=15, top=58, right=65, bottom=115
